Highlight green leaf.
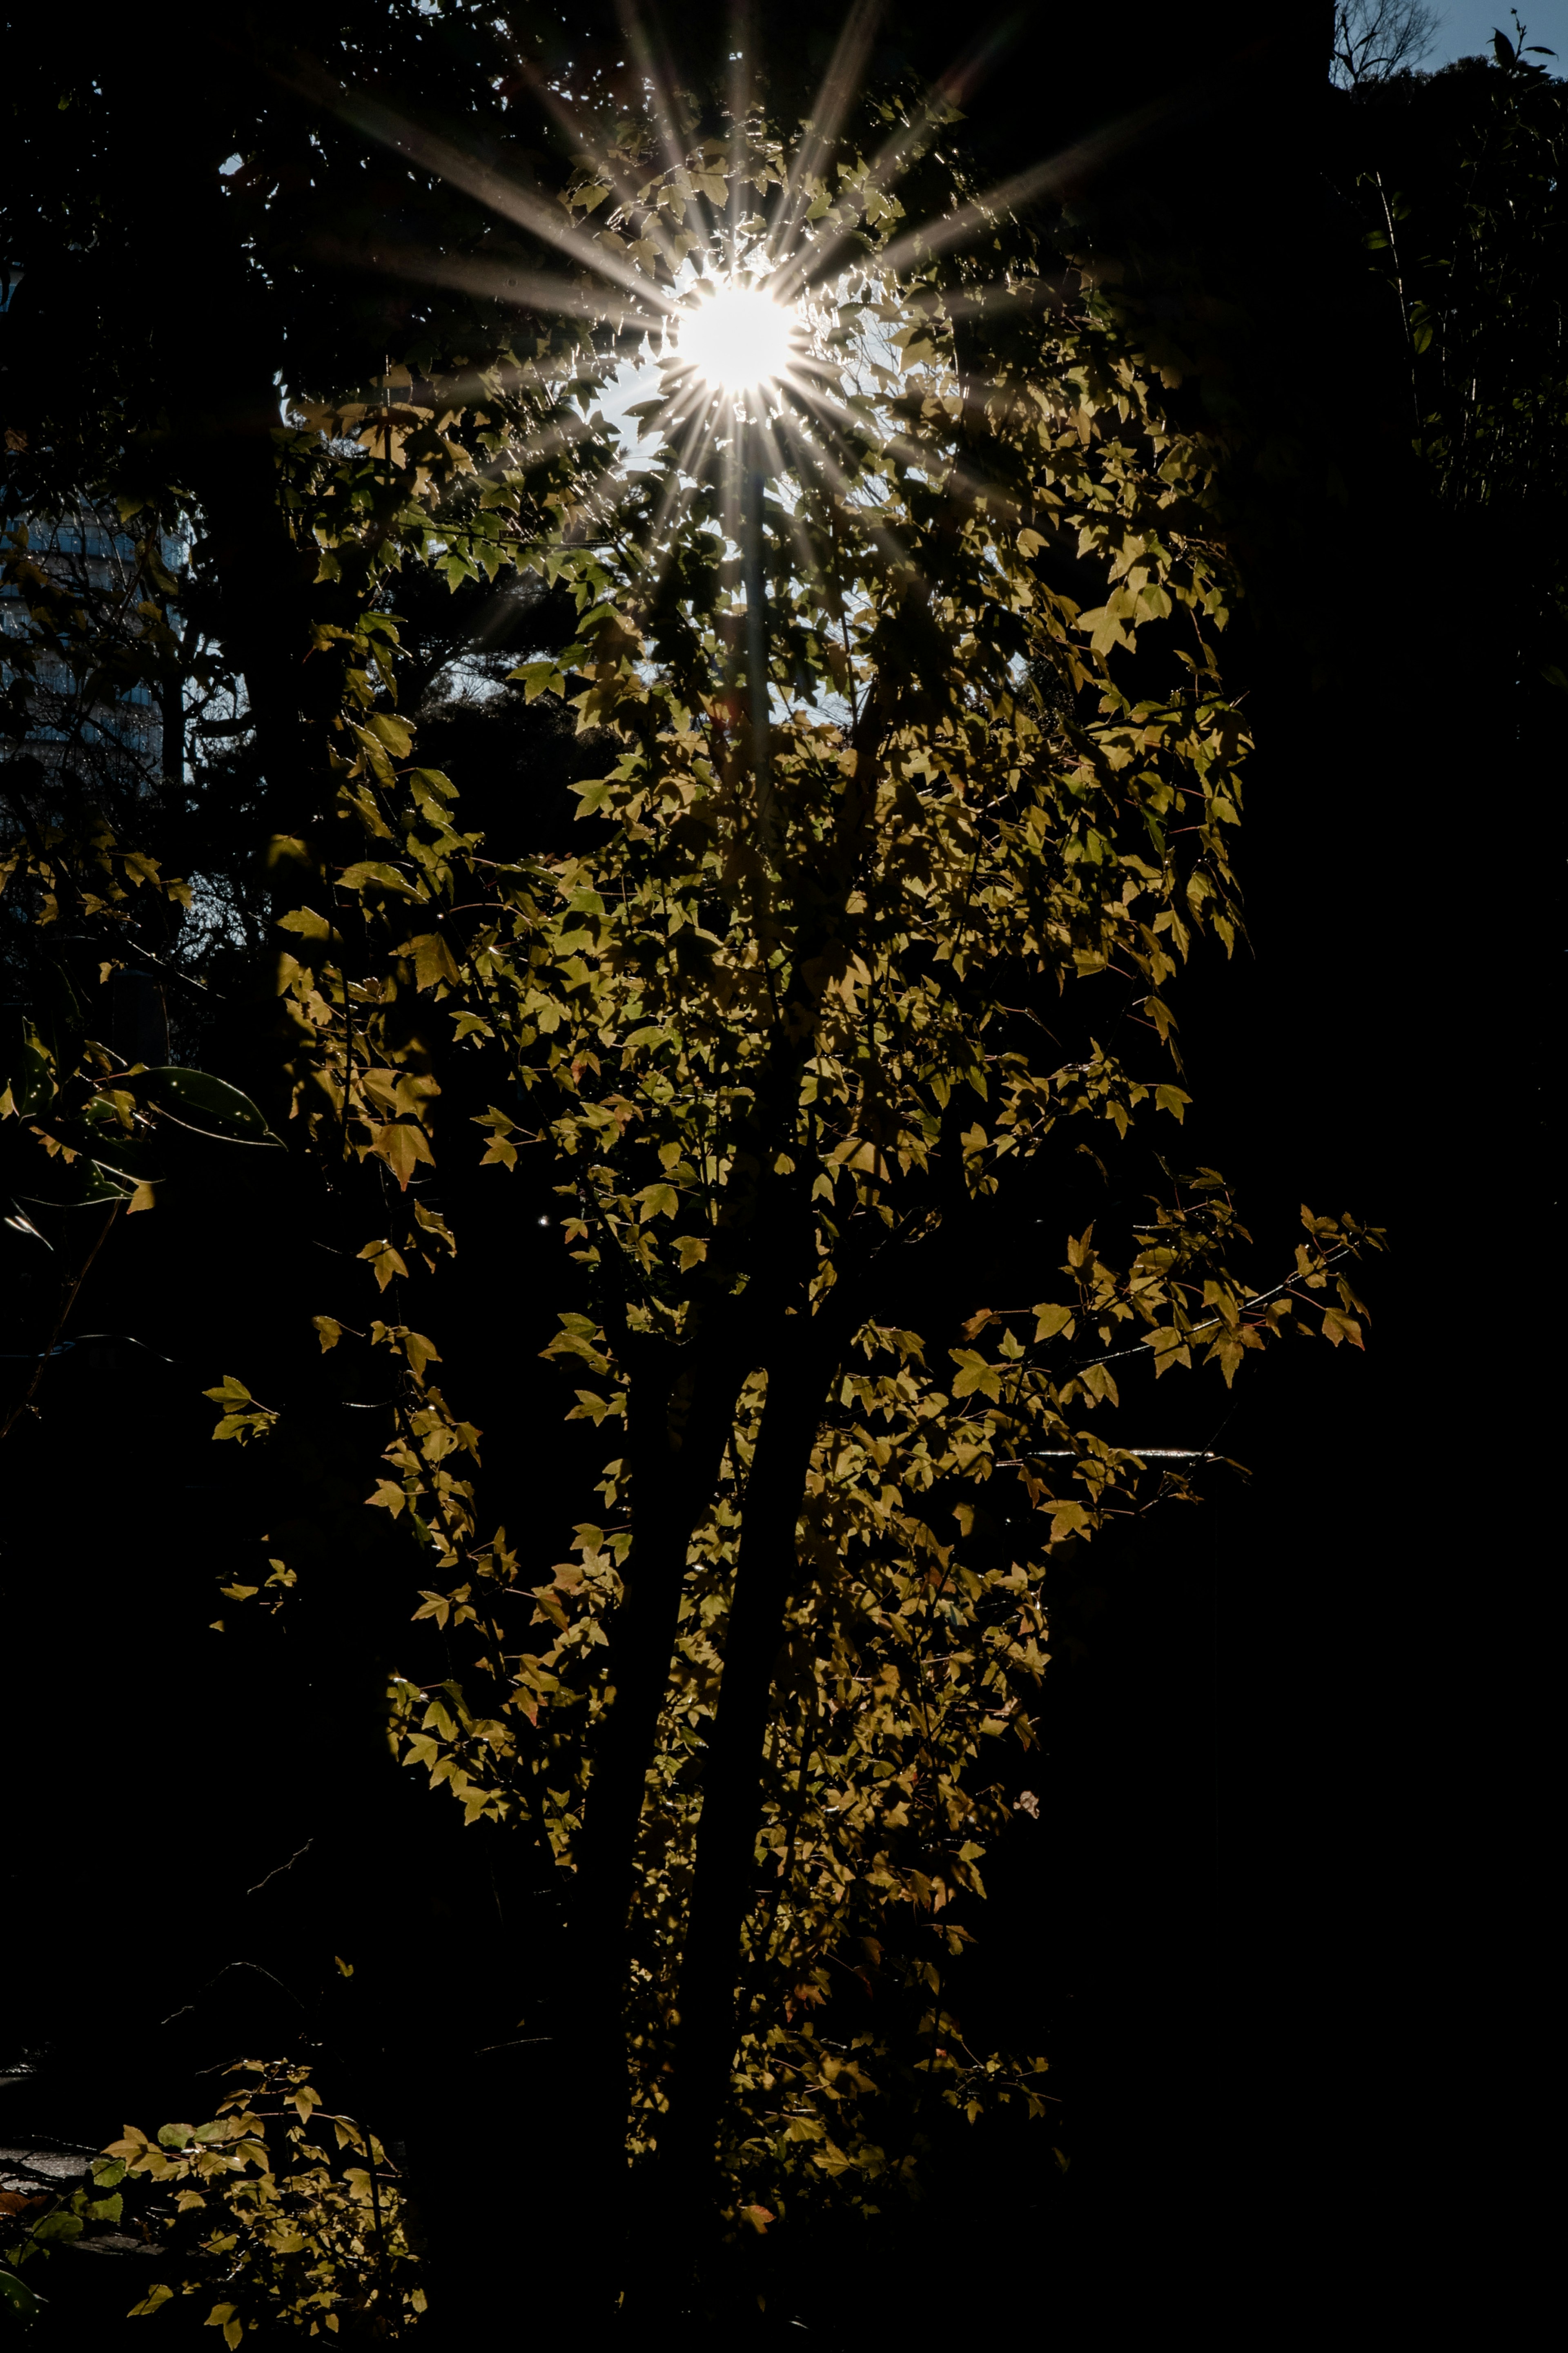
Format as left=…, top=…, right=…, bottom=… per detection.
left=11, top=1154, right=136, bottom=1209
left=31, top=2212, right=82, bottom=2244
left=135, top=1068, right=276, bottom=1145
left=365, top=711, right=413, bottom=758
left=0, top=2267, right=46, bottom=2320
left=510, top=659, right=563, bottom=703
left=409, top=932, right=461, bottom=990
left=339, top=861, right=414, bottom=895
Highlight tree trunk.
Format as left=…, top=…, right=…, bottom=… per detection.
left=521, top=1336, right=750, bottom=2327
left=625, top=1334, right=842, bottom=2315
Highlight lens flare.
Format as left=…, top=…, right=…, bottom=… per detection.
left=677, top=283, right=797, bottom=394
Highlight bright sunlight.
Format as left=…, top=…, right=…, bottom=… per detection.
left=676, top=281, right=800, bottom=394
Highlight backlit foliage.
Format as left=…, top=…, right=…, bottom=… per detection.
left=4, top=89, right=1379, bottom=2325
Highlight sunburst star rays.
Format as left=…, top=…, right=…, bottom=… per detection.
left=292, top=13, right=1185, bottom=728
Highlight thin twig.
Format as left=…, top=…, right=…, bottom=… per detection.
left=0, top=1201, right=121, bottom=1443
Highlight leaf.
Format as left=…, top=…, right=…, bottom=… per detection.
left=128, top=2284, right=175, bottom=2318
left=339, top=861, right=412, bottom=895
left=0, top=2267, right=47, bottom=2321
left=412, top=1199, right=457, bottom=1256
left=949, top=1350, right=1002, bottom=1401
left=11, top=1155, right=135, bottom=1209
left=1031, top=1303, right=1074, bottom=1341
left=409, top=931, right=461, bottom=990
left=365, top=711, right=413, bottom=758
left=275, top=906, right=334, bottom=941
left=1, top=1013, right=54, bottom=1116
left=136, top=1068, right=275, bottom=1144
left=1321, top=1306, right=1363, bottom=1349
left=674, top=1235, right=709, bottom=1271
left=368, top=1122, right=435, bottom=1189
left=357, top=1239, right=408, bottom=1291
left=203, top=1374, right=278, bottom=1444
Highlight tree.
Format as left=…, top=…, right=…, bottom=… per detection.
left=1331, top=0, right=1439, bottom=89
left=3, top=19, right=1377, bottom=2340
left=1337, top=33, right=1565, bottom=734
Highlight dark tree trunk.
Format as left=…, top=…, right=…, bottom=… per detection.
left=624, top=1330, right=845, bottom=2314
left=479, top=1337, right=749, bottom=2330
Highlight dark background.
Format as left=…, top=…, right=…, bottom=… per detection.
left=2, top=0, right=1547, bottom=2337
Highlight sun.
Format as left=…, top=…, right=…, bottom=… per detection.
left=676, top=282, right=799, bottom=396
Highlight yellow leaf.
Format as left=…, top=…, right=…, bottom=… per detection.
left=1032, top=1302, right=1073, bottom=1340
left=276, top=906, right=334, bottom=940
left=357, top=1239, right=408, bottom=1291
left=368, top=1122, right=434, bottom=1189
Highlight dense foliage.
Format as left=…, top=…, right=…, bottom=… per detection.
left=11, top=7, right=1555, bottom=2338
